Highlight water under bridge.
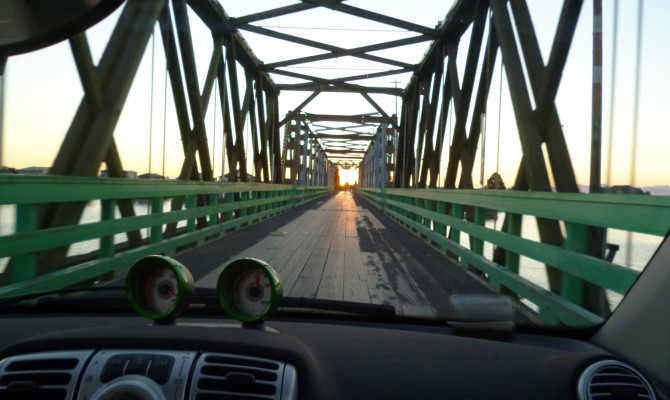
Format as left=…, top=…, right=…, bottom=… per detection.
left=1, top=0, right=669, bottom=327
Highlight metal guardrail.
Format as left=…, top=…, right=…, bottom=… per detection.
left=0, top=175, right=331, bottom=297
left=359, top=187, right=670, bottom=327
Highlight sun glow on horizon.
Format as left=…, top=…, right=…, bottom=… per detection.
left=339, top=168, right=358, bottom=186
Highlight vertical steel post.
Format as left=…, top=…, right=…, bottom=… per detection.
left=100, top=200, right=115, bottom=259
left=301, top=122, right=308, bottom=185
left=12, top=205, right=39, bottom=283
left=590, top=0, right=602, bottom=194
left=480, top=113, right=486, bottom=187
left=151, top=197, right=164, bottom=243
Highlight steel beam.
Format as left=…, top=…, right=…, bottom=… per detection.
left=35, top=0, right=164, bottom=274
left=313, top=134, right=374, bottom=140
left=325, top=149, right=366, bottom=154
left=279, top=91, right=321, bottom=127
left=247, top=72, right=261, bottom=181
left=443, top=1, right=488, bottom=189
left=418, top=54, right=444, bottom=188
left=508, top=0, right=580, bottom=192
left=276, top=82, right=402, bottom=96
left=431, top=46, right=451, bottom=187
left=255, top=78, right=271, bottom=182
left=243, top=25, right=415, bottom=70
left=158, top=5, right=201, bottom=183
left=270, top=94, right=282, bottom=183
left=303, top=0, right=439, bottom=36
left=226, top=39, right=249, bottom=181
left=217, top=53, right=236, bottom=179
left=260, top=34, right=430, bottom=69
left=301, top=113, right=392, bottom=124
left=174, top=0, right=213, bottom=180
left=200, top=38, right=223, bottom=110
left=51, top=0, right=164, bottom=178
left=231, top=3, right=322, bottom=25
left=360, top=93, right=401, bottom=132
left=68, top=34, right=143, bottom=248
left=506, top=0, right=607, bottom=315
left=458, top=17, right=499, bottom=189
left=187, top=0, right=277, bottom=93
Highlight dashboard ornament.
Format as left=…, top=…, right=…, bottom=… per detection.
left=126, top=255, right=195, bottom=323
left=216, top=258, right=282, bottom=324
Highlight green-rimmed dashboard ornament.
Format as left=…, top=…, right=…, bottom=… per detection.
left=217, top=258, right=283, bottom=324
left=126, top=255, right=195, bottom=323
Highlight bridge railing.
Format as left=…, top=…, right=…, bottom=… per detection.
left=0, top=175, right=331, bottom=297
left=359, top=187, right=670, bottom=327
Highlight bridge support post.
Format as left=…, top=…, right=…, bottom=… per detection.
left=100, top=200, right=115, bottom=259
left=151, top=197, right=164, bottom=244
left=11, top=205, right=38, bottom=283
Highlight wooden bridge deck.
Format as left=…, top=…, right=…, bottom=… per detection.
left=177, top=191, right=495, bottom=317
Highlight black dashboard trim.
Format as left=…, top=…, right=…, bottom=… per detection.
left=0, top=314, right=624, bottom=400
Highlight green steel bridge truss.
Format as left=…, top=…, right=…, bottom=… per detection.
left=1, top=0, right=666, bottom=326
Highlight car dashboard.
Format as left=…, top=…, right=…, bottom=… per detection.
left=1, top=313, right=666, bottom=400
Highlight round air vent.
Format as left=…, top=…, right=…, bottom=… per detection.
left=578, top=360, right=656, bottom=400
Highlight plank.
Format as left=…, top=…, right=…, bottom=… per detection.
left=316, top=211, right=347, bottom=300
left=195, top=205, right=324, bottom=286
left=345, top=212, right=358, bottom=238
left=266, top=213, right=324, bottom=272
left=343, top=236, right=371, bottom=303
left=288, top=210, right=339, bottom=297
left=277, top=210, right=334, bottom=292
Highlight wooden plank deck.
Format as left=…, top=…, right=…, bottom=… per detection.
left=178, top=191, right=495, bottom=317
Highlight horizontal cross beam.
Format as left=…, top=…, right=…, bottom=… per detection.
left=300, top=113, right=393, bottom=124
left=314, top=134, right=374, bottom=140
left=262, top=34, right=430, bottom=69
left=303, top=0, right=439, bottom=36
left=277, top=83, right=402, bottom=96
left=241, top=25, right=415, bottom=70
left=325, top=149, right=367, bottom=154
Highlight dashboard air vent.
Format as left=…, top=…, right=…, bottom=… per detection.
left=191, top=352, right=297, bottom=400
left=578, top=359, right=656, bottom=400
left=0, top=350, right=93, bottom=400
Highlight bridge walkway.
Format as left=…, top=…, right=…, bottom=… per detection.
left=176, top=190, right=495, bottom=318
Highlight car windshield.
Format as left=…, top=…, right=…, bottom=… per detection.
left=1, top=0, right=669, bottom=329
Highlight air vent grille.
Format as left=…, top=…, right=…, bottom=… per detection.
left=0, top=350, right=93, bottom=400
left=191, top=353, right=297, bottom=400
left=578, top=360, right=656, bottom=400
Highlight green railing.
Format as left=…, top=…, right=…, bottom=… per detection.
left=359, top=187, right=670, bottom=327
left=0, top=175, right=331, bottom=297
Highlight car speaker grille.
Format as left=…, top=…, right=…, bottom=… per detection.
left=578, top=360, right=656, bottom=400
left=191, top=353, right=297, bottom=400
left=0, top=350, right=93, bottom=400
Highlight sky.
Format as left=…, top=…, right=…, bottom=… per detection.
left=1, top=0, right=669, bottom=189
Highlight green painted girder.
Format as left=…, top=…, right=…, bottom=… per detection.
left=359, top=187, right=670, bottom=326
left=379, top=188, right=670, bottom=236
left=0, top=195, right=294, bottom=259
left=380, top=197, right=638, bottom=294
left=0, top=175, right=295, bottom=205
left=0, top=175, right=331, bottom=296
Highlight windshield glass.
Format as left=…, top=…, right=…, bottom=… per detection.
left=1, top=0, right=669, bottom=329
